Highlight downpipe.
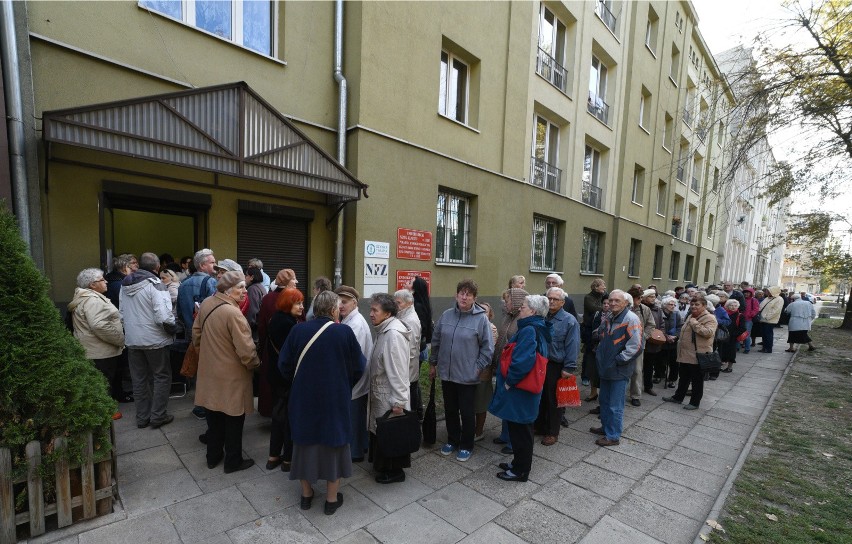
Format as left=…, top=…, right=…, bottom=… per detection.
left=332, top=0, right=347, bottom=288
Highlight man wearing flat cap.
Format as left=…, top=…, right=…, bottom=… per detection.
left=336, top=285, right=373, bottom=462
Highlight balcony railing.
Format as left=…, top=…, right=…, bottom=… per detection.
left=536, top=47, right=569, bottom=94
left=530, top=156, right=562, bottom=193
left=587, top=93, right=610, bottom=125
left=671, top=223, right=681, bottom=237
left=691, top=175, right=700, bottom=192
left=582, top=181, right=603, bottom=209
left=595, top=0, right=617, bottom=34
left=676, top=165, right=684, bottom=181
left=683, top=107, right=692, bottom=127
left=686, top=227, right=694, bottom=243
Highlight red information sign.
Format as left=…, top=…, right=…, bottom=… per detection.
left=397, top=228, right=433, bottom=261
left=396, top=270, right=431, bottom=294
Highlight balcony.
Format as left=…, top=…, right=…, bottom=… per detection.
left=530, top=156, right=562, bottom=193
left=677, top=165, right=684, bottom=181
left=536, top=48, right=569, bottom=94
left=671, top=223, right=681, bottom=237
left=683, top=107, right=692, bottom=127
left=686, top=227, right=694, bottom=243
left=595, top=0, right=617, bottom=34
left=587, top=93, right=610, bottom=125
left=691, top=175, right=700, bottom=192
left=582, top=181, right=603, bottom=209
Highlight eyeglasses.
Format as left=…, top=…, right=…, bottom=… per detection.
left=95, top=278, right=107, bottom=283
left=547, top=297, right=563, bottom=302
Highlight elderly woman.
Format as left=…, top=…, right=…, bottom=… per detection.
left=367, top=293, right=413, bottom=484
left=490, top=295, right=551, bottom=481
left=474, top=301, right=498, bottom=441
left=758, top=287, right=785, bottom=353
left=663, top=294, right=717, bottom=410
left=641, top=289, right=665, bottom=396
left=279, top=291, right=365, bottom=515
left=393, top=289, right=422, bottom=432
left=68, top=268, right=126, bottom=420
left=244, top=266, right=267, bottom=334
left=193, top=271, right=260, bottom=474
left=265, top=288, right=305, bottom=472
left=159, top=268, right=180, bottom=314
left=659, top=296, right=683, bottom=389
left=491, top=288, right=529, bottom=453
left=720, top=299, right=745, bottom=372
left=676, top=292, right=691, bottom=321
left=784, top=294, right=817, bottom=352
left=704, top=294, right=730, bottom=380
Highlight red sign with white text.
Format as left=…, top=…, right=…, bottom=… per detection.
left=397, top=228, right=432, bottom=260
left=396, top=270, right=431, bottom=294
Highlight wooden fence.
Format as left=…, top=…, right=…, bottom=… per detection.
left=0, top=428, right=116, bottom=544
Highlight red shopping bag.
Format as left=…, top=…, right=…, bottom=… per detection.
left=736, top=330, right=749, bottom=343
left=556, top=375, right=581, bottom=408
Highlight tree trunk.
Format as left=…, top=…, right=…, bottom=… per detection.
left=841, top=298, right=852, bottom=330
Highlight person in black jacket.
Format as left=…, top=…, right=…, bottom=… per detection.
left=544, top=274, right=578, bottom=320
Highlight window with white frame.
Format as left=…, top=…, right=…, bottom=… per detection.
left=670, top=43, right=681, bottom=83
left=582, top=144, right=603, bottom=208
left=581, top=229, right=603, bottom=274
left=632, top=165, right=645, bottom=204
left=639, top=87, right=651, bottom=129
left=439, top=51, right=469, bottom=124
left=436, top=190, right=471, bottom=264
left=645, top=6, right=659, bottom=54
left=588, top=56, right=609, bottom=124
left=663, top=112, right=674, bottom=150
left=531, top=115, right=562, bottom=191
left=140, top=0, right=274, bottom=56
left=656, top=179, right=667, bottom=214
left=537, top=5, right=569, bottom=92
left=531, top=216, right=559, bottom=271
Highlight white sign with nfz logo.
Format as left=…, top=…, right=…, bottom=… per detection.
left=363, top=240, right=390, bottom=297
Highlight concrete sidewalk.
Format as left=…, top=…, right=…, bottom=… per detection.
left=28, top=329, right=794, bottom=544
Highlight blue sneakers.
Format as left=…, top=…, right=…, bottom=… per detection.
left=456, top=449, right=472, bottom=462
left=440, top=443, right=455, bottom=456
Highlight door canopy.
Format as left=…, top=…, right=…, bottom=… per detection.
left=43, top=82, right=366, bottom=203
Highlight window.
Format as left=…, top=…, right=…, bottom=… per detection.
left=677, top=142, right=689, bottom=182
left=581, top=229, right=603, bottom=274
left=712, top=167, right=720, bottom=192
left=645, top=6, right=659, bottom=54
left=436, top=190, right=471, bottom=264
left=588, top=56, right=609, bottom=124
left=628, top=239, right=641, bottom=277
left=669, top=251, right=680, bottom=280
left=656, top=179, right=667, bottom=214
left=140, top=0, right=274, bottom=56
left=672, top=195, right=684, bottom=237
left=663, top=112, right=674, bottom=150
left=687, top=204, right=697, bottom=242
left=582, top=144, right=603, bottom=209
left=439, top=51, right=469, bottom=124
left=691, top=156, right=702, bottom=192
left=704, top=259, right=711, bottom=283
left=717, top=121, right=725, bottom=147
left=684, top=255, right=694, bottom=281
left=683, top=87, right=694, bottom=127
left=531, top=216, right=559, bottom=271
left=531, top=115, right=561, bottom=192
left=632, top=165, right=645, bottom=204
left=670, top=43, right=680, bottom=84
left=537, top=5, right=569, bottom=93
left=595, top=0, right=618, bottom=35
left=639, top=87, right=652, bottom=129
left=707, top=214, right=715, bottom=240
left=653, top=245, right=664, bottom=279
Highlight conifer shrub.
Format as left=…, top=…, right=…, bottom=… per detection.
left=0, top=205, right=115, bottom=478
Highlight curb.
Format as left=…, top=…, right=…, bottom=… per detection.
left=692, top=348, right=798, bottom=543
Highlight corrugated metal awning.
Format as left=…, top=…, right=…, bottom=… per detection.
left=42, top=82, right=367, bottom=202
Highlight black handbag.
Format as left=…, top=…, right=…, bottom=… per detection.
left=422, top=379, right=437, bottom=445
left=715, top=325, right=729, bottom=343
left=376, top=409, right=421, bottom=457
left=693, top=328, right=722, bottom=372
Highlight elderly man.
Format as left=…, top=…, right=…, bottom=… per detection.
left=627, top=287, right=655, bottom=407
left=535, top=287, right=580, bottom=445
left=590, top=289, right=642, bottom=446
left=544, top=274, right=578, bottom=320
left=120, top=252, right=176, bottom=429
left=429, top=279, right=494, bottom=462
left=336, top=285, right=373, bottom=462
left=581, top=279, right=607, bottom=387
left=722, top=281, right=745, bottom=306
left=247, top=258, right=270, bottom=290
left=394, top=289, right=423, bottom=420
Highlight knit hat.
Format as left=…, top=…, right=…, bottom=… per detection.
left=214, top=259, right=242, bottom=273
left=642, top=289, right=656, bottom=298
left=505, top=288, right=529, bottom=315
left=335, top=285, right=360, bottom=301
left=216, top=270, right=245, bottom=292
left=275, top=268, right=296, bottom=286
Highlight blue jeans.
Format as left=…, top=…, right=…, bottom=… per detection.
left=743, top=320, right=753, bottom=351
left=598, top=378, right=628, bottom=441
left=762, top=322, right=775, bottom=353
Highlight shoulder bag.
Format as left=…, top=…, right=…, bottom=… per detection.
left=272, top=320, right=333, bottom=422
left=422, top=378, right=437, bottom=445
left=180, top=301, right=227, bottom=378
left=692, top=327, right=722, bottom=373
left=376, top=408, right=421, bottom=457
left=500, top=341, right=548, bottom=394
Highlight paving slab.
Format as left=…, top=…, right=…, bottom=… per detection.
left=620, top=424, right=682, bottom=449
left=678, top=434, right=742, bottom=462
left=349, top=471, right=433, bottom=513
left=607, top=438, right=668, bottom=464
left=366, top=502, right=465, bottom=544
left=116, top=444, right=183, bottom=485
left=77, top=510, right=180, bottom=544
left=299, top=487, right=387, bottom=541
left=118, top=467, right=202, bottom=515
left=532, top=479, right=614, bottom=526
left=226, top=507, right=327, bottom=544
left=113, top=426, right=169, bottom=456
left=553, top=427, right=601, bottom=452
left=696, top=415, right=754, bottom=437
left=584, top=447, right=654, bottom=480
left=578, top=515, right=664, bottom=544
left=235, top=471, right=301, bottom=516
left=530, top=441, right=588, bottom=466
left=703, top=407, right=760, bottom=425
left=407, top=451, right=474, bottom=490
left=495, top=499, right=586, bottom=544
left=458, top=522, right=527, bottom=544
left=559, top=461, right=637, bottom=501
left=418, top=482, right=505, bottom=533
left=178, top=450, right=265, bottom=493
left=665, top=446, right=734, bottom=477
left=645, top=408, right=701, bottom=427
left=610, top=493, right=702, bottom=544
left=632, top=415, right=692, bottom=438
left=461, top=465, right=541, bottom=507
left=650, top=458, right=726, bottom=497
left=333, top=529, right=379, bottom=544
left=632, top=474, right=715, bottom=521
left=687, top=424, right=749, bottom=448
left=166, top=485, right=259, bottom=543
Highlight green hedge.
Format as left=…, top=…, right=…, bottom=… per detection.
left=0, top=205, right=114, bottom=477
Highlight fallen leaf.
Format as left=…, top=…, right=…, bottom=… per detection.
left=699, top=534, right=709, bottom=541
left=766, top=513, right=778, bottom=522
left=822, top=452, right=834, bottom=458
left=809, top=376, right=818, bottom=379
left=707, top=519, right=725, bottom=533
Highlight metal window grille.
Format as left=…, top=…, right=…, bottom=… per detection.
left=581, top=230, right=601, bottom=273
left=436, top=192, right=470, bottom=264
left=531, top=217, right=558, bottom=271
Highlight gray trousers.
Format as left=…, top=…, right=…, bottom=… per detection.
left=128, top=346, right=172, bottom=426
left=629, top=352, right=644, bottom=400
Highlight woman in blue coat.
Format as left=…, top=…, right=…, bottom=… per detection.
left=489, top=295, right=551, bottom=482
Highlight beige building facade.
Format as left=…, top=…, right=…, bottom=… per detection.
left=4, top=0, right=738, bottom=309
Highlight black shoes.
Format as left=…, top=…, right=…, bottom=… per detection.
left=589, top=406, right=601, bottom=415
left=492, top=437, right=507, bottom=445
left=375, top=471, right=406, bottom=484
left=207, top=456, right=223, bottom=469
left=224, top=459, right=255, bottom=474
left=644, top=388, right=658, bottom=396
left=560, top=415, right=570, bottom=428
left=590, top=426, right=605, bottom=436
left=137, top=420, right=150, bottom=429
left=199, top=433, right=208, bottom=444
left=630, top=399, right=641, bottom=407
left=498, top=462, right=513, bottom=471
left=150, top=414, right=174, bottom=429
left=266, top=458, right=283, bottom=470
left=324, top=493, right=344, bottom=515
left=300, top=489, right=314, bottom=510
left=496, top=471, right=528, bottom=482
left=662, top=396, right=682, bottom=404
